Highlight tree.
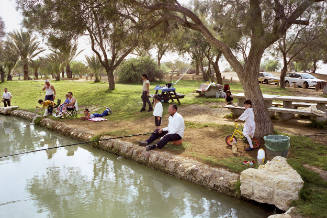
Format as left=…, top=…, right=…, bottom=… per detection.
left=85, top=55, right=103, bottom=82
left=7, top=30, right=44, bottom=80
left=261, top=59, right=280, bottom=72
left=0, top=16, right=6, bottom=82
left=131, top=0, right=327, bottom=138
left=70, top=61, right=88, bottom=79
left=18, top=0, right=154, bottom=90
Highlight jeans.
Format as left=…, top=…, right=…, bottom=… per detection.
left=92, top=109, right=109, bottom=118
left=146, top=130, right=182, bottom=149
left=3, top=99, right=10, bottom=107
left=45, top=95, right=54, bottom=101
left=154, top=116, right=161, bottom=127
left=141, top=91, right=152, bottom=110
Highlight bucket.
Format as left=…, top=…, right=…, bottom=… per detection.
left=264, top=135, right=290, bottom=160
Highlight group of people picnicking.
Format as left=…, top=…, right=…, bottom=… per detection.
left=1, top=74, right=256, bottom=151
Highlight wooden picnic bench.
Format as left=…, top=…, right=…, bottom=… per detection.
left=228, top=93, right=327, bottom=121
left=153, top=86, right=185, bottom=104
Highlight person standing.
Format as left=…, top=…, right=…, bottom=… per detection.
left=153, top=95, right=163, bottom=129
left=139, top=104, right=185, bottom=151
left=42, top=80, right=56, bottom=101
left=2, top=88, right=12, bottom=107
left=140, top=74, right=153, bottom=112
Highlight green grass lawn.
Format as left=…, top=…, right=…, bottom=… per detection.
left=0, top=80, right=293, bottom=121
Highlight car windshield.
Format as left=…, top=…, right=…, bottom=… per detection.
left=302, top=74, right=316, bottom=79
left=264, top=73, right=274, bottom=77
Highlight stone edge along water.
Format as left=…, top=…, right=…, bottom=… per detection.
left=0, top=107, right=305, bottom=218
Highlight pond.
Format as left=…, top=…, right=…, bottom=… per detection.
left=0, top=115, right=270, bottom=218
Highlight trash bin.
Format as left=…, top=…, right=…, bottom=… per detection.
left=264, top=135, right=290, bottom=160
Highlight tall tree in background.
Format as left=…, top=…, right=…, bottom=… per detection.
left=131, top=0, right=327, bottom=137
left=18, top=0, right=153, bottom=90
left=7, top=30, right=44, bottom=80
left=85, top=55, right=103, bottom=82
left=0, top=16, right=6, bottom=82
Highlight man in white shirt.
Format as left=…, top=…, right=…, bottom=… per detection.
left=2, top=88, right=12, bottom=107
left=140, top=74, right=153, bottom=112
left=139, top=104, right=185, bottom=151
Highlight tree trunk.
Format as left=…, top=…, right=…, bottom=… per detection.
left=240, top=48, right=274, bottom=139
left=94, top=71, right=100, bottom=82
left=0, top=66, right=5, bottom=83
left=195, top=60, right=200, bottom=75
left=61, top=70, right=65, bottom=79
left=66, top=64, right=72, bottom=79
left=23, top=62, right=29, bottom=80
left=312, top=60, right=317, bottom=74
left=157, top=53, right=162, bottom=68
left=279, top=54, right=288, bottom=89
left=200, top=60, right=209, bottom=81
left=213, top=54, right=223, bottom=84
left=106, top=67, right=115, bottom=90
left=56, top=72, right=60, bottom=81
left=34, top=68, right=39, bottom=80
left=7, top=67, right=13, bottom=81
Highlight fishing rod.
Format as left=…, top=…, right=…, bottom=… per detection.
left=0, top=132, right=152, bottom=159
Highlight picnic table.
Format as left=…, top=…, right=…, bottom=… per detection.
left=229, top=93, right=327, bottom=121
left=153, top=85, right=185, bottom=104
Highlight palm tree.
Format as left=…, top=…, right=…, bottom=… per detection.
left=8, top=30, right=44, bottom=80
left=85, top=55, right=103, bottom=82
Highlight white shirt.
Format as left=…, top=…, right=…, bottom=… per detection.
left=239, top=108, right=255, bottom=137
left=142, top=80, right=150, bottom=92
left=153, top=102, right=163, bottom=117
left=45, top=86, right=54, bottom=95
left=3, top=92, right=12, bottom=100
left=163, top=112, right=185, bottom=138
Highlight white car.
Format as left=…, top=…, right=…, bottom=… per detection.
left=258, top=72, right=280, bottom=84
left=284, top=73, right=324, bottom=88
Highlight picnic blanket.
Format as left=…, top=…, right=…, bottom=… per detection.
left=88, top=117, right=107, bottom=122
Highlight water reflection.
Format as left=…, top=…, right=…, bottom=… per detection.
left=0, top=116, right=269, bottom=218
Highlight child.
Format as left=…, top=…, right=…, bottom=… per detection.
left=225, top=90, right=233, bottom=105
left=38, top=99, right=56, bottom=117
left=81, top=107, right=112, bottom=120
left=152, top=95, right=163, bottom=129
left=56, top=94, right=70, bottom=116
left=235, top=100, right=255, bottom=151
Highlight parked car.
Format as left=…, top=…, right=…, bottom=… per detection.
left=258, top=72, right=280, bottom=85
left=284, top=72, right=324, bottom=88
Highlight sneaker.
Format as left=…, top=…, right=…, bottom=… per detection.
left=148, top=108, right=153, bottom=112
left=138, top=141, right=148, bottom=146
left=245, top=147, right=254, bottom=151
left=146, top=144, right=157, bottom=151
left=140, top=108, right=145, bottom=112
left=106, top=107, right=112, bottom=114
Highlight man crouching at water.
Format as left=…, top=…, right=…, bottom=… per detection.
left=139, top=104, right=185, bottom=151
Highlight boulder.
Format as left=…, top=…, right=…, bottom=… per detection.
left=240, top=156, right=303, bottom=211
left=0, top=106, right=18, bottom=115
left=268, top=207, right=303, bottom=218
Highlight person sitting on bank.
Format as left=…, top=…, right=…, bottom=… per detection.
left=42, top=80, right=56, bottom=101
left=140, top=74, right=153, bottom=112
left=153, top=95, right=163, bottom=129
left=37, top=99, right=56, bottom=117
left=81, top=107, right=112, bottom=120
left=235, top=99, right=255, bottom=151
left=225, top=90, right=233, bottom=105
left=2, top=88, right=12, bottom=107
left=139, top=104, right=185, bottom=151
left=66, top=92, right=76, bottom=110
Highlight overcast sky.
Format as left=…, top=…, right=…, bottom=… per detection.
left=1, top=0, right=326, bottom=74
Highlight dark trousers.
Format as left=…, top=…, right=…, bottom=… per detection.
left=154, top=116, right=161, bottom=127
left=93, top=109, right=109, bottom=117
left=146, top=130, right=182, bottom=149
left=141, top=91, right=152, bottom=110
left=3, top=99, right=10, bottom=107
left=45, top=95, right=54, bottom=101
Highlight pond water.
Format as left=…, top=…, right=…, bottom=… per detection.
left=0, top=115, right=270, bottom=218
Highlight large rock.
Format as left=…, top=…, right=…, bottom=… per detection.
left=0, top=106, right=18, bottom=115
left=240, top=156, right=303, bottom=211
left=268, top=207, right=303, bottom=218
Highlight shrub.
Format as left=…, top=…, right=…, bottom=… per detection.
left=117, top=56, right=163, bottom=84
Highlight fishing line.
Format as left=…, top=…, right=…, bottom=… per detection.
left=0, top=132, right=152, bottom=159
